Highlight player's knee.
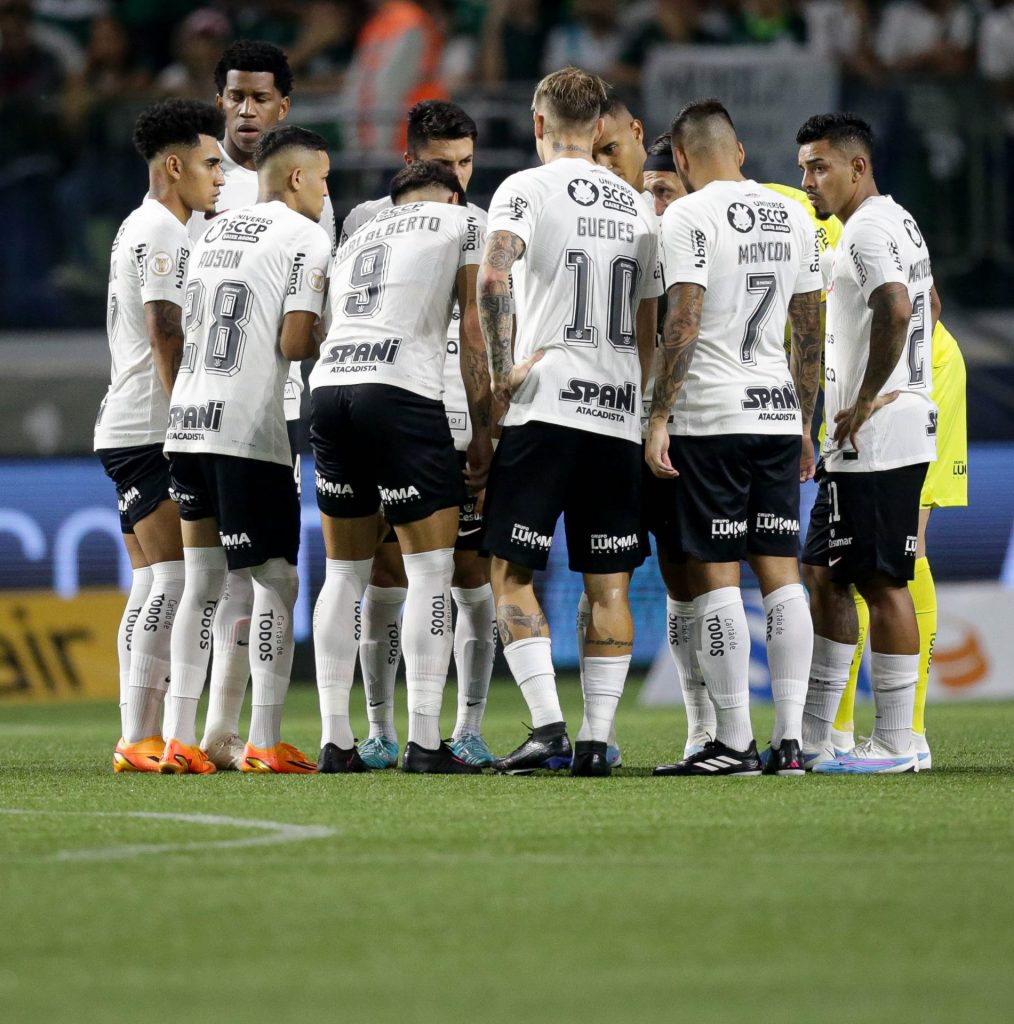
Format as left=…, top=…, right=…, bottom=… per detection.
left=250, top=558, right=299, bottom=608
left=452, top=554, right=488, bottom=590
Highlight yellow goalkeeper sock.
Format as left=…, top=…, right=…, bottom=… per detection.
left=833, top=587, right=869, bottom=733
left=910, top=556, right=936, bottom=736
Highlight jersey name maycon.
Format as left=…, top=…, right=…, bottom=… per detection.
left=660, top=178, right=822, bottom=437
left=312, top=201, right=482, bottom=402
left=341, top=196, right=487, bottom=449
left=823, top=194, right=937, bottom=473
left=94, top=197, right=190, bottom=450
left=486, top=159, right=662, bottom=445
left=165, top=201, right=330, bottom=466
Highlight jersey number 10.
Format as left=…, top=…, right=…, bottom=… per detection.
left=564, top=250, right=640, bottom=351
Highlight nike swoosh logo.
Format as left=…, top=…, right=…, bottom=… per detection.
left=829, top=557, right=842, bottom=566
left=368, top=700, right=384, bottom=707
left=237, top=640, right=249, bottom=646
left=458, top=527, right=482, bottom=537
left=466, top=700, right=482, bottom=707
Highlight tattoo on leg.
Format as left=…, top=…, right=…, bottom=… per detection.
left=497, top=603, right=549, bottom=646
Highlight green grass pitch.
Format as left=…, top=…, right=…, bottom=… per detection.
left=2, top=679, right=1013, bottom=1023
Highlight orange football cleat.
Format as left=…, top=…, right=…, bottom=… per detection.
left=240, top=741, right=318, bottom=774
left=159, top=738, right=218, bottom=775
left=113, top=735, right=165, bottom=773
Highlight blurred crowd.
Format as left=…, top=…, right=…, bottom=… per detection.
left=2, top=0, right=1012, bottom=325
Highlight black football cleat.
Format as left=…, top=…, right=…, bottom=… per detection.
left=317, top=743, right=372, bottom=774
left=492, top=723, right=572, bottom=775
left=570, top=740, right=611, bottom=777
left=761, top=738, right=805, bottom=777
left=653, top=739, right=763, bottom=777
left=401, top=740, right=482, bottom=775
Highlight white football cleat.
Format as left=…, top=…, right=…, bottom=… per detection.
left=201, top=732, right=246, bottom=771
left=812, top=735, right=919, bottom=775
left=830, top=727, right=854, bottom=758
left=801, top=741, right=837, bottom=771
left=912, top=731, right=932, bottom=770
left=683, top=730, right=712, bottom=759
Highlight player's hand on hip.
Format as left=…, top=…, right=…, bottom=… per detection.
left=832, top=396, right=875, bottom=453
left=645, top=421, right=678, bottom=479
left=464, top=435, right=493, bottom=493
left=800, top=435, right=816, bottom=483
left=493, top=350, right=544, bottom=405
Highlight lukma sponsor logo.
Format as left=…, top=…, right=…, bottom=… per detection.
left=117, top=486, right=140, bottom=512
left=315, top=472, right=353, bottom=497
left=510, top=523, right=552, bottom=552
left=379, top=485, right=420, bottom=504
left=220, top=531, right=252, bottom=549
left=755, top=512, right=800, bottom=535
left=590, top=533, right=639, bottom=553
left=711, top=518, right=747, bottom=539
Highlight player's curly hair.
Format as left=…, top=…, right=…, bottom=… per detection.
left=406, top=100, right=478, bottom=156
left=132, top=99, right=225, bottom=161
left=647, top=132, right=672, bottom=158
left=253, top=125, right=328, bottom=168
left=796, top=113, right=874, bottom=157
left=389, top=160, right=464, bottom=204
left=214, top=39, right=293, bottom=97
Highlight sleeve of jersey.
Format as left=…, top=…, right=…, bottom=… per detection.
left=282, top=229, right=331, bottom=317
left=458, top=213, right=485, bottom=269
left=137, top=223, right=188, bottom=307
left=660, top=201, right=709, bottom=290
left=639, top=229, right=664, bottom=300
left=485, top=174, right=537, bottom=251
left=793, top=221, right=823, bottom=295
left=848, top=218, right=908, bottom=303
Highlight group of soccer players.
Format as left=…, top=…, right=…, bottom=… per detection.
left=98, top=44, right=965, bottom=777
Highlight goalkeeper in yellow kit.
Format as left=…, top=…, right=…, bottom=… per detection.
left=766, top=184, right=968, bottom=771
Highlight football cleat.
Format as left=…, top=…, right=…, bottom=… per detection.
left=241, top=741, right=317, bottom=774
left=358, top=735, right=399, bottom=769
left=653, top=739, right=763, bottom=777
left=159, top=738, right=217, bottom=775
left=812, top=736, right=919, bottom=775
left=201, top=732, right=246, bottom=771
left=800, top=741, right=837, bottom=771
left=449, top=732, right=495, bottom=767
left=684, top=730, right=713, bottom=759
left=606, top=744, right=622, bottom=768
left=493, top=723, right=572, bottom=775
left=912, top=731, right=932, bottom=770
left=571, top=740, right=611, bottom=777
left=317, top=743, right=371, bottom=774
left=830, top=727, right=855, bottom=758
left=761, top=738, right=805, bottom=777
left=402, top=741, right=482, bottom=775
left=113, top=735, right=164, bottom=773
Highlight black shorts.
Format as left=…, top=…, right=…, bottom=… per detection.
left=455, top=451, right=485, bottom=552
left=640, top=443, right=684, bottom=562
left=669, top=433, right=801, bottom=562
left=168, top=452, right=299, bottom=570
left=97, top=443, right=171, bottom=534
left=802, top=459, right=831, bottom=568
left=821, top=463, right=928, bottom=584
left=483, top=421, right=642, bottom=574
left=287, top=418, right=302, bottom=496
left=310, top=383, right=464, bottom=526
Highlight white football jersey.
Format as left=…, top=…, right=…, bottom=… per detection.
left=659, top=178, right=822, bottom=437
left=94, top=197, right=190, bottom=450
left=486, top=159, right=662, bottom=445
left=311, top=201, right=483, bottom=402
left=188, top=149, right=337, bottom=421
left=637, top=189, right=674, bottom=438
left=823, top=195, right=937, bottom=473
left=341, top=196, right=488, bottom=450
left=166, top=202, right=330, bottom=466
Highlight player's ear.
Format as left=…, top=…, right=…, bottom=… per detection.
left=278, top=96, right=291, bottom=120
left=632, top=118, right=644, bottom=144
left=591, top=116, right=605, bottom=146
left=735, top=141, right=745, bottom=168
left=215, top=94, right=224, bottom=112
left=851, top=155, right=866, bottom=181
left=164, top=152, right=183, bottom=182
left=403, top=150, right=412, bottom=167
left=290, top=165, right=303, bottom=192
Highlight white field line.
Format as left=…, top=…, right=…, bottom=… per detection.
left=0, top=809, right=335, bottom=861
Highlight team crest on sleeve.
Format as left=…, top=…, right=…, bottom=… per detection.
left=903, top=218, right=924, bottom=248
left=307, top=267, right=326, bottom=292
left=568, top=179, right=600, bottom=206
left=727, top=203, right=755, bottom=233
left=149, top=251, right=174, bottom=276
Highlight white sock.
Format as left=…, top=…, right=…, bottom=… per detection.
left=452, top=584, right=496, bottom=737
left=577, top=655, right=630, bottom=743
left=202, top=569, right=253, bottom=746
left=359, top=584, right=405, bottom=741
left=871, top=651, right=918, bottom=753
left=504, top=636, right=562, bottom=728
left=123, top=559, right=185, bottom=743
left=577, top=592, right=619, bottom=747
left=694, top=587, right=752, bottom=751
left=163, top=547, right=227, bottom=746
left=802, top=635, right=856, bottom=748
left=402, top=548, right=454, bottom=751
left=117, top=566, right=152, bottom=735
left=248, top=559, right=298, bottom=749
left=763, top=584, right=813, bottom=746
left=667, top=596, right=715, bottom=738
left=314, top=557, right=372, bottom=750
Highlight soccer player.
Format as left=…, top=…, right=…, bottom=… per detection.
left=99, top=99, right=225, bottom=772
left=160, top=125, right=332, bottom=774
left=191, top=40, right=338, bottom=770
left=646, top=100, right=823, bottom=777
left=339, top=100, right=496, bottom=769
left=310, top=160, right=492, bottom=774
left=479, top=67, right=661, bottom=777
left=592, top=111, right=716, bottom=761
left=795, top=113, right=937, bottom=774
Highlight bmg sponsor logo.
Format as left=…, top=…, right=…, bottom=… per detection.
left=511, top=522, right=553, bottom=552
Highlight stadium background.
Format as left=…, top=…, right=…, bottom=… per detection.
left=2, top=0, right=1013, bottom=705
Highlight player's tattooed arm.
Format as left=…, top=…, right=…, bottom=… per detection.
left=478, top=230, right=526, bottom=403
left=833, top=281, right=912, bottom=452
left=649, top=282, right=704, bottom=423
left=457, top=264, right=494, bottom=492
left=788, top=289, right=822, bottom=430
left=496, top=603, right=550, bottom=646
left=144, top=299, right=185, bottom=396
